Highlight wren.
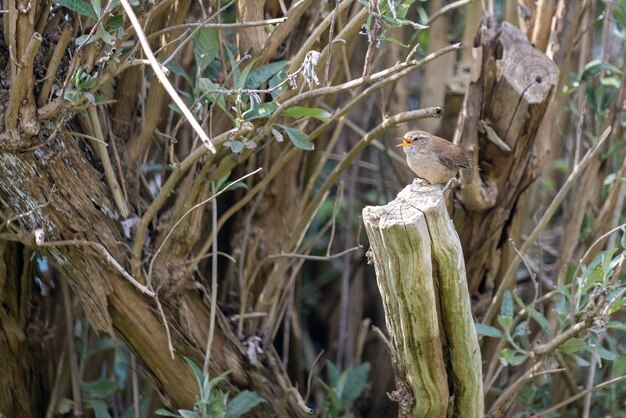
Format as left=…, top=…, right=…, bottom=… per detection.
left=397, top=130, right=471, bottom=184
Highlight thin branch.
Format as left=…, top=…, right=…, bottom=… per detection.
left=131, top=124, right=253, bottom=276
left=38, top=25, right=72, bottom=108
left=154, top=293, right=175, bottom=359
left=87, top=106, right=129, bottom=218
left=578, top=222, right=626, bottom=274
left=305, top=349, right=325, bottom=403
left=371, top=325, right=393, bottom=352
left=5, top=32, right=42, bottom=131
left=119, top=0, right=216, bottom=153
left=60, top=276, right=83, bottom=417
left=489, top=361, right=564, bottom=417
left=148, top=168, right=263, bottom=282
left=324, top=0, right=340, bottom=85
left=38, top=239, right=155, bottom=297
left=428, top=0, right=475, bottom=24
left=149, top=17, right=287, bottom=40
left=267, top=246, right=363, bottom=261
left=160, top=0, right=236, bottom=67
left=531, top=375, right=626, bottom=417
left=482, top=126, right=612, bottom=325
left=203, top=182, right=219, bottom=377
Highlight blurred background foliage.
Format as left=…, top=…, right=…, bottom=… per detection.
left=0, top=0, right=625, bottom=417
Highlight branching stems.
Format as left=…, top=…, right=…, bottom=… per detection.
left=119, top=0, right=216, bottom=153
left=482, top=126, right=612, bottom=325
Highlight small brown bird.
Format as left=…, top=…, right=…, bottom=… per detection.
left=397, top=130, right=471, bottom=184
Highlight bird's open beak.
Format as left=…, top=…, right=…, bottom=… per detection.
left=396, top=138, right=411, bottom=147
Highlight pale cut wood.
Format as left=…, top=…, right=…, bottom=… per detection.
left=363, top=180, right=483, bottom=418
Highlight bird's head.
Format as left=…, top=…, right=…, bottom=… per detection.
left=397, top=130, right=430, bottom=147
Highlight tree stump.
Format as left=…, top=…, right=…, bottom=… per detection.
left=363, top=180, right=483, bottom=418
left=451, top=16, right=559, bottom=314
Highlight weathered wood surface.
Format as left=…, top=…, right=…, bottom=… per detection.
left=363, top=180, right=482, bottom=418
left=452, top=16, right=559, bottom=315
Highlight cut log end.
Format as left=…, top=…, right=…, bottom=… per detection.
left=362, top=179, right=445, bottom=229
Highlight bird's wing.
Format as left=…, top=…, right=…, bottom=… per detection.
left=437, top=152, right=472, bottom=170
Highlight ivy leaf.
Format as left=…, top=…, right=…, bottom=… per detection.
left=277, top=124, right=314, bottom=150
left=55, top=0, right=98, bottom=20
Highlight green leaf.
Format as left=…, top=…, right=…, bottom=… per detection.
left=283, top=106, right=331, bottom=122
left=178, top=409, right=200, bottom=418
left=277, top=124, right=314, bottom=150
left=56, top=0, right=98, bottom=20
left=528, top=308, right=553, bottom=337
left=499, top=348, right=527, bottom=366
left=607, top=298, right=626, bottom=315
left=497, top=316, right=513, bottom=334
left=475, top=323, right=504, bottom=339
left=183, top=357, right=204, bottom=391
left=245, top=60, right=289, bottom=89
left=197, top=78, right=227, bottom=113
left=244, top=102, right=277, bottom=121
left=236, top=58, right=258, bottom=91
left=193, top=28, right=219, bottom=72
left=580, top=59, right=622, bottom=81
left=227, top=140, right=244, bottom=153
left=224, top=391, right=266, bottom=418
left=574, top=355, right=590, bottom=367
left=512, top=321, right=528, bottom=338
left=269, top=70, right=287, bottom=99
left=327, top=361, right=340, bottom=386
left=612, top=355, right=626, bottom=378
left=99, top=25, right=115, bottom=44
left=105, top=15, right=124, bottom=31
left=580, top=266, right=603, bottom=295
left=338, top=363, right=370, bottom=405
left=155, top=408, right=181, bottom=417
left=89, top=399, right=112, bottom=418
left=382, top=36, right=410, bottom=48
left=606, top=321, right=626, bottom=331
left=319, top=379, right=342, bottom=412
left=81, top=379, right=118, bottom=399
left=165, top=60, right=193, bottom=87
left=592, top=345, right=617, bottom=361
left=558, top=338, right=587, bottom=354
left=90, top=0, right=102, bottom=16
left=501, top=290, right=514, bottom=319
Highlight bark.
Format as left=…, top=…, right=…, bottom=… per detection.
left=363, top=180, right=482, bottom=418
left=0, top=243, right=49, bottom=418
left=451, top=16, right=559, bottom=315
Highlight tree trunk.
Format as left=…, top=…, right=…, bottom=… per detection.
left=451, top=16, right=559, bottom=318
left=363, top=180, right=482, bottom=417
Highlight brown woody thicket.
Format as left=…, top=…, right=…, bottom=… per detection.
left=1, top=0, right=625, bottom=417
